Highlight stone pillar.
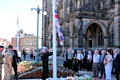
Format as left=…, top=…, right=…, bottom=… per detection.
left=92, top=38, right=96, bottom=47
left=104, top=36, right=108, bottom=48
left=67, top=0, right=71, bottom=14
left=82, top=19, right=86, bottom=48
left=63, top=0, right=67, bottom=17
left=114, top=0, right=120, bottom=46
left=70, top=38, right=73, bottom=47
left=48, top=35, right=51, bottom=48
left=77, top=0, right=81, bottom=9
left=69, top=21, right=74, bottom=47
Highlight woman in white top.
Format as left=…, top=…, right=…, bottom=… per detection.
left=76, top=50, right=84, bottom=70
left=104, top=50, right=113, bottom=80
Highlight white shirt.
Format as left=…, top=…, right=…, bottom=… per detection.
left=93, top=54, right=100, bottom=63
left=18, top=51, right=21, bottom=57
left=77, top=53, right=84, bottom=60
left=87, top=54, right=92, bottom=60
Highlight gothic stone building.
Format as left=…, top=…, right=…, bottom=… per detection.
left=42, top=0, right=120, bottom=51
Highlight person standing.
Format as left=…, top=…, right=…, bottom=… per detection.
left=0, top=46, right=4, bottom=80
left=113, top=48, right=120, bottom=80
left=41, top=48, right=53, bottom=80
left=30, top=50, right=34, bottom=60
left=3, top=48, right=13, bottom=80
left=22, top=49, right=26, bottom=61
left=33, top=50, right=37, bottom=60
left=67, top=47, right=74, bottom=69
left=99, top=50, right=106, bottom=79
left=17, top=50, right=22, bottom=62
left=82, top=49, right=88, bottom=69
left=8, top=45, right=18, bottom=80
left=92, top=50, right=100, bottom=78
left=104, top=50, right=113, bottom=80
left=86, top=50, right=92, bottom=71
left=76, top=50, right=84, bottom=71
left=63, top=48, right=68, bottom=68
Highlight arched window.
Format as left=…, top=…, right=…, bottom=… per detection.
left=111, top=0, right=115, bottom=6
left=98, top=29, right=103, bottom=46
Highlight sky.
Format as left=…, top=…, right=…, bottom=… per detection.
left=0, top=0, right=43, bottom=41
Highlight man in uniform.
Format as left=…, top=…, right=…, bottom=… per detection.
left=0, top=46, right=4, bottom=80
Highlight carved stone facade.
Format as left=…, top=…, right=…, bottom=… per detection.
left=42, top=0, right=120, bottom=50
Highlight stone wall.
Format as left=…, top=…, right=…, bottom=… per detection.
left=42, top=0, right=120, bottom=52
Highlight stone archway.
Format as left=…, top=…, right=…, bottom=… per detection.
left=108, top=21, right=114, bottom=46
left=84, top=21, right=108, bottom=48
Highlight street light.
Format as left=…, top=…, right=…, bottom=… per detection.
left=31, top=5, right=47, bottom=54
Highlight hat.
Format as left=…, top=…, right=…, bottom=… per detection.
left=0, top=45, right=4, bottom=48
left=8, top=45, right=13, bottom=48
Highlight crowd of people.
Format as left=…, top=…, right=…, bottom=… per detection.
left=63, top=47, right=120, bottom=80
left=0, top=45, right=120, bottom=80
left=0, top=45, right=53, bottom=80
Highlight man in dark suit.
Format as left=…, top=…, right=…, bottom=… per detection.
left=41, top=48, right=53, bottom=80
left=8, top=45, right=18, bottom=80
left=113, top=48, right=120, bottom=80
left=82, top=49, right=88, bottom=69
left=99, top=50, right=106, bottom=79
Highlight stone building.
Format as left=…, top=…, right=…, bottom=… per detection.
left=11, top=30, right=40, bottom=50
left=42, top=0, right=120, bottom=50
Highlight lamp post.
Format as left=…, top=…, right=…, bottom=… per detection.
left=31, top=5, right=47, bottom=53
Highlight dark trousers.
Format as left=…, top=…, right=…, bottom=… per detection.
left=42, top=66, right=48, bottom=80
left=63, top=61, right=68, bottom=68
left=78, top=60, right=82, bottom=70
left=67, top=59, right=72, bottom=69
left=115, top=68, right=120, bottom=80
left=87, top=61, right=92, bottom=71
left=83, top=59, right=87, bottom=69
left=12, top=64, right=18, bottom=80
left=99, top=63, right=105, bottom=77
left=23, top=54, right=26, bottom=60
left=18, top=57, right=22, bottom=62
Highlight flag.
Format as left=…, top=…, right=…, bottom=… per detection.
left=55, top=10, right=64, bottom=45
left=17, top=15, right=19, bottom=25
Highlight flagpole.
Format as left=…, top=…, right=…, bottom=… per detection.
left=52, top=0, right=57, bottom=79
